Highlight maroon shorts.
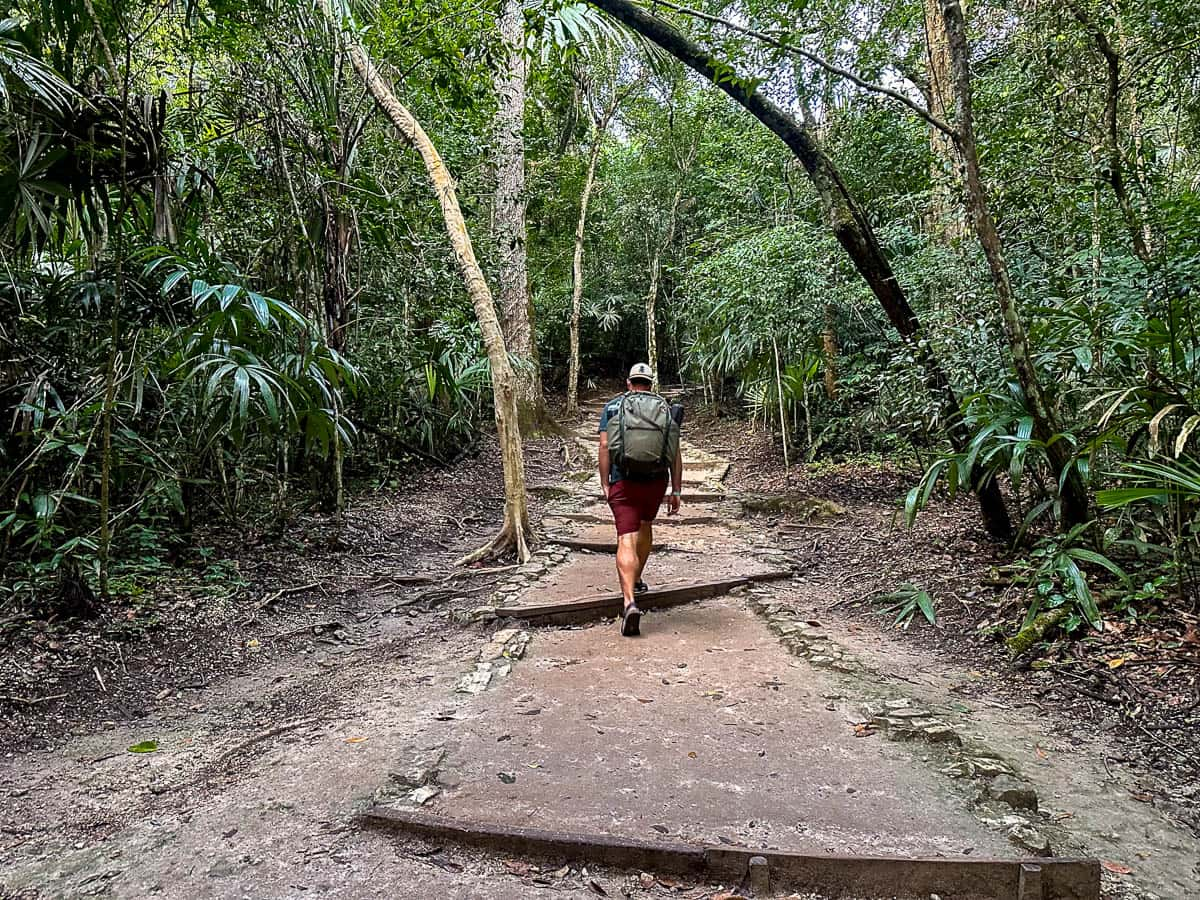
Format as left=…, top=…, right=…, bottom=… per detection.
left=607, top=478, right=668, bottom=536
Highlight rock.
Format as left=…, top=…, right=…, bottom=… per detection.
left=885, top=707, right=934, bottom=719
left=969, top=755, right=1015, bottom=778
left=390, top=748, right=445, bottom=789
left=492, top=627, right=518, bottom=643
left=884, top=699, right=913, bottom=710
left=408, top=785, right=440, bottom=806
left=922, top=725, right=962, bottom=746
left=478, top=643, right=507, bottom=662
left=985, top=775, right=1038, bottom=811
left=1008, top=824, right=1051, bottom=856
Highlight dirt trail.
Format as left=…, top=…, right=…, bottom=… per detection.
left=1, top=397, right=1196, bottom=899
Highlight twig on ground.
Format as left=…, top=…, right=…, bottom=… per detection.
left=207, top=716, right=320, bottom=771
left=1, top=693, right=67, bottom=706
left=253, top=581, right=320, bottom=611
left=269, top=620, right=344, bottom=641
left=1128, top=716, right=1196, bottom=764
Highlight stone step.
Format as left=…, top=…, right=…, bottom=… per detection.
left=361, top=809, right=1101, bottom=900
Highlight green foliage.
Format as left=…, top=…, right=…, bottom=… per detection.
left=875, top=583, right=937, bottom=630
left=1015, top=523, right=1130, bottom=632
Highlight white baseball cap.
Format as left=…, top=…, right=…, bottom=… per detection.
left=628, top=363, right=654, bottom=383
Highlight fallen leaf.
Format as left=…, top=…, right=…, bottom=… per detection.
left=650, top=824, right=669, bottom=834
left=587, top=878, right=607, bottom=895
left=127, top=740, right=158, bottom=754
left=636, top=697, right=653, bottom=704
left=503, top=860, right=531, bottom=876
left=245, top=638, right=260, bottom=649
left=1107, top=657, right=1126, bottom=669
left=344, top=736, right=368, bottom=744
left=687, top=751, right=697, bottom=759
left=1035, top=745, right=1049, bottom=760
left=1101, top=860, right=1133, bottom=875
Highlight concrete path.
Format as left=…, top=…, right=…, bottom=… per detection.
left=375, top=398, right=1099, bottom=896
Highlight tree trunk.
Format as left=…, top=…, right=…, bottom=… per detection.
left=586, top=0, right=1012, bottom=541
left=922, top=0, right=964, bottom=242
left=646, top=182, right=685, bottom=386
left=940, top=0, right=1088, bottom=528
left=773, top=335, right=790, bottom=472
left=321, top=193, right=353, bottom=353
left=494, top=0, right=548, bottom=429
left=822, top=302, right=838, bottom=400
left=567, top=138, right=601, bottom=417
left=327, top=4, right=532, bottom=561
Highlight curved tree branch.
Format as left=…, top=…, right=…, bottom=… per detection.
left=649, top=0, right=958, bottom=139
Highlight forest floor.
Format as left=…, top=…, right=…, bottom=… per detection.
left=1, top=393, right=1198, bottom=900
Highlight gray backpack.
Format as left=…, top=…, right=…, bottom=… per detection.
left=607, top=392, right=680, bottom=478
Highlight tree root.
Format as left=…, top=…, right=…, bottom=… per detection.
left=456, top=519, right=534, bottom=566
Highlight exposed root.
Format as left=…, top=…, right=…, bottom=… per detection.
left=455, top=518, right=534, bottom=567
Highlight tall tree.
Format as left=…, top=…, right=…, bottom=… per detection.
left=922, top=0, right=963, bottom=242
left=938, top=0, right=1090, bottom=527
left=566, top=58, right=639, bottom=417
left=494, top=0, right=549, bottom=429
left=323, top=1, right=534, bottom=561
left=586, top=0, right=1013, bottom=540
left=644, top=131, right=695, bottom=385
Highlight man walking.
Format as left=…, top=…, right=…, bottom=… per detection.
left=598, top=363, right=683, bottom=637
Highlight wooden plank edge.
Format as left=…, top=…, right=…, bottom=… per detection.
left=358, top=809, right=1100, bottom=900
left=545, top=513, right=726, bottom=525
left=495, top=570, right=794, bottom=626
left=547, top=538, right=676, bottom=554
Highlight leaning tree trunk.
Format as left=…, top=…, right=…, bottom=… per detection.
left=587, top=0, right=1013, bottom=541
left=566, top=137, right=601, bottom=418
left=326, top=3, right=532, bottom=561
left=494, top=0, right=548, bottom=430
left=940, top=0, right=1089, bottom=528
left=646, top=182, right=685, bottom=386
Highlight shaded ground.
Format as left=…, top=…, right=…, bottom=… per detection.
left=0, top=437, right=567, bottom=753
left=1, top=398, right=1197, bottom=899
left=700, top=411, right=1200, bottom=842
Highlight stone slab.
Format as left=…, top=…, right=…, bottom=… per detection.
left=416, top=599, right=1026, bottom=862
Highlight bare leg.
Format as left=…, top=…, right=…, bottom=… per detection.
left=616, top=532, right=640, bottom=610
left=635, top=521, right=653, bottom=581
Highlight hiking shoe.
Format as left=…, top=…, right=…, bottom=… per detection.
left=634, top=580, right=648, bottom=595
left=621, top=604, right=642, bottom=637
